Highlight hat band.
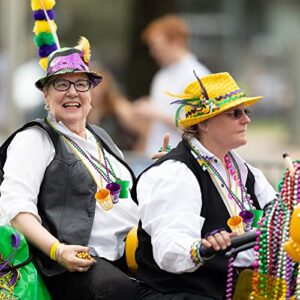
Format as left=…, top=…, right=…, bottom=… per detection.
left=215, top=89, right=243, bottom=101
left=171, top=89, right=247, bottom=127
left=186, top=90, right=247, bottom=118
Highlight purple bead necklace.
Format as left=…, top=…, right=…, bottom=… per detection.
left=190, top=142, right=252, bottom=211
left=250, top=160, right=300, bottom=299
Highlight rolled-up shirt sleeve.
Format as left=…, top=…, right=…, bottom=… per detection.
left=0, top=127, right=54, bottom=223
left=137, top=160, right=205, bottom=273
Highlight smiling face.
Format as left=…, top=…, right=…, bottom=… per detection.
left=44, top=73, right=92, bottom=130
left=199, top=105, right=251, bottom=155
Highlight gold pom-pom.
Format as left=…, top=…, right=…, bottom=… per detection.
left=75, top=36, right=91, bottom=64
left=33, top=20, right=57, bottom=35
left=31, top=0, right=56, bottom=11
left=39, top=57, right=48, bottom=70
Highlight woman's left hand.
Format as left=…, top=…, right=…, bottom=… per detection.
left=57, top=244, right=96, bottom=272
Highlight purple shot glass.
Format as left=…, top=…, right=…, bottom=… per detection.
left=106, top=182, right=122, bottom=204
left=239, top=210, right=255, bottom=232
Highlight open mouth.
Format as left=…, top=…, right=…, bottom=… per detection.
left=63, top=102, right=81, bottom=108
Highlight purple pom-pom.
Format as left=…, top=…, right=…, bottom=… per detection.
left=33, top=9, right=55, bottom=20
left=38, top=44, right=57, bottom=58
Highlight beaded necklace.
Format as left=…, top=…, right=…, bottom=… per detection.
left=62, top=136, right=105, bottom=187
left=250, top=160, right=300, bottom=299
left=189, top=141, right=252, bottom=212
left=60, top=132, right=117, bottom=183
left=46, top=118, right=121, bottom=210
left=206, top=167, right=237, bottom=217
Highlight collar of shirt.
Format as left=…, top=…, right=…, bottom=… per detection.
left=48, top=112, right=93, bottom=142
left=189, top=137, right=249, bottom=185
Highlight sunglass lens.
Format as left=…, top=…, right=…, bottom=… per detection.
left=233, top=109, right=243, bottom=119
left=233, top=109, right=251, bottom=119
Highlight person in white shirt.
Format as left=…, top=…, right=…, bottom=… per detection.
left=0, top=38, right=137, bottom=300
left=133, top=72, right=276, bottom=299
left=133, top=14, right=210, bottom=156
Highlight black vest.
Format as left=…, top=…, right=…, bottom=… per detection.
left=131, top=141, right=260, bottom=300
left=0, top=119, right=136, bottom=277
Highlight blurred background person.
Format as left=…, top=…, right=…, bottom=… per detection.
left=133, top=14, right=210, bottom=156
left=88, top=62, right=140, bottom=151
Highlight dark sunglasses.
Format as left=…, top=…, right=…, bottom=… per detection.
left=224, top=108, right=251, bottom=120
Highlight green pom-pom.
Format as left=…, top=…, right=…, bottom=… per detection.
left=34, top=32, right=55, bottom=47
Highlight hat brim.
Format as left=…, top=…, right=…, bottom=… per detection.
left=35, top=69, right=102, bottom=91
left=179, top=96, right=263, bottom=128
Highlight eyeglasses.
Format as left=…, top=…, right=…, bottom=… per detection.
left=51, top=79, right=92, bottom=92
left=224, top=108, right=251, bottom=120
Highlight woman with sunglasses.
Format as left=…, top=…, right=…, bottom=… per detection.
left=132, top=72, right=276, bottom=299
left=0, top=38, right=138, bottom=299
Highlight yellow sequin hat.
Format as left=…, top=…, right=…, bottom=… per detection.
left=169, top=72, right=263, bottom=128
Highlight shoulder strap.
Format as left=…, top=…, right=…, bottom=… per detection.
left=244, top=164, right=261, bottom=210
left=87, top=123, right=136, bottom=185
left=0, top=119, right=58, bottom=184
left=87, top=124, right=122, bottom=159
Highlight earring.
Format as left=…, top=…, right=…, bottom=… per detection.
left=44, top=103, right=49, bottom=111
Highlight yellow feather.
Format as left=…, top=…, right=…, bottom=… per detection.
left=75, top=36, right=91, bottom=64
left=164, top=90, right=196, bottom=99
left=31, top=0, right=55, bottom=11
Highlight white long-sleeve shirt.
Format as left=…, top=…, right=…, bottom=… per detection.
left=0, top=115, right=138, bottom=261
left=137, top=137, right=276, bottom=273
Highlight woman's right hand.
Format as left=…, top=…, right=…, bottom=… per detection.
left=57, top=244, right=96, bottom=272
left=151, top=133, right=171, bottom=160
left=201, top=230, right=234, bottom=252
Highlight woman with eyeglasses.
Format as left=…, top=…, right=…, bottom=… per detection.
left=0, top=39, right=137, bottom=299
left=132, top=72, right=276, bottom=299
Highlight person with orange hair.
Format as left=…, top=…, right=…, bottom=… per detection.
left=134, top=14, right=210, bottom=156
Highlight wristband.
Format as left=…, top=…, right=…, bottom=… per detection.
left=190, top=239, right=205, bottom=267
left=50, top=241, right=61, bottom=261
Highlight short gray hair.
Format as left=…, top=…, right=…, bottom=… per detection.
left=182, top=120, right=208, bottom=141
left=182, top=124, right=199, bottom=141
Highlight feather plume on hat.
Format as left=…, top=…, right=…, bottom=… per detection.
left=32, top=1, right=103, bottom=90
left=75, top=37, right=91, bottom=65
left=31, top=0, right=60, bottom=70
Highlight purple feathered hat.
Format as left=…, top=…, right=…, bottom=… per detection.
left=35, top=37, right=102, bottom=91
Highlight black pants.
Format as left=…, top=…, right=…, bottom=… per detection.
left=43, top=256, right=136, bottom=300
left=136, top=281, right=215, bottom=300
